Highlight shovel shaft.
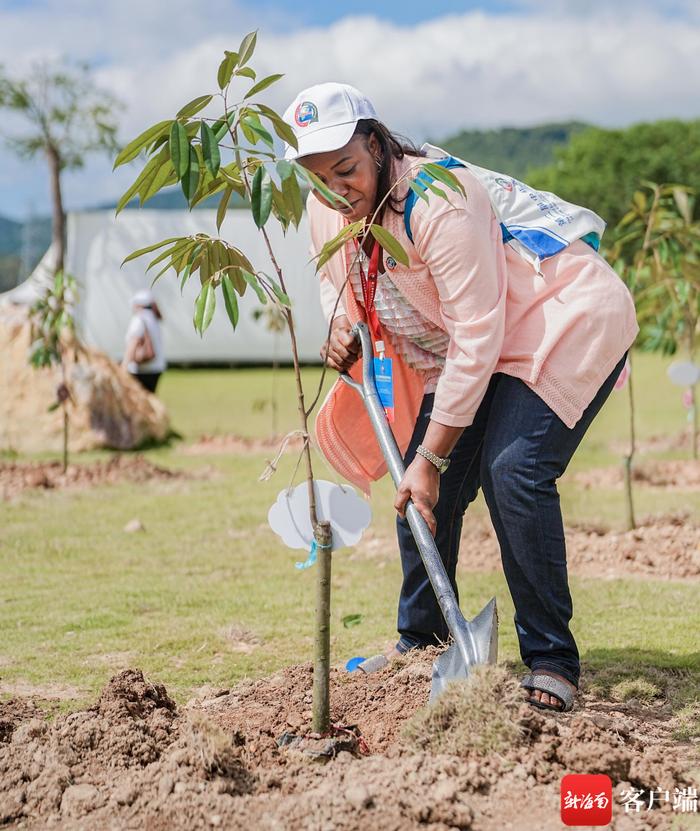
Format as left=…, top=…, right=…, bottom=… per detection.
left=340, top=323, right=480, bottom=666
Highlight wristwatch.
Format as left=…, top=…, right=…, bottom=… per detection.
left=415, top=444, right=451, bottom=474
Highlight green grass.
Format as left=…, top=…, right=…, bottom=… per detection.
left=1, top=351, right=699, bottom=711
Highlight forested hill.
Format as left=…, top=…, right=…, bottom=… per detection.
left=434, top=121, right=589, bottom=179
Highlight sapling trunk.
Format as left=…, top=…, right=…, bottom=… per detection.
left=691, top=384, right=698, bottom=461
left=623, top=354, right=636, bottom=530
left=312, top=520, right=332, bottom=732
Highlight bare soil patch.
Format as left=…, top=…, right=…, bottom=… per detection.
left=353, top=516, right=700, bottom=582
left=0, top=659, right=695, bottom=830
left=609, top=429, right=694, bottom=456
left=455, top=514, right=700, bottom=582
left=0, top=454, right=186, bottom=500
left=183, top=433, right=304, bottom=455
left=575, top=459, right=700, bottom=491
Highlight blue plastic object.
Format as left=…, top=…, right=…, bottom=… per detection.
left=345, top=656, right=367, bottom=672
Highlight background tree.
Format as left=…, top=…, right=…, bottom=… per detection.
left=613, top=183, right=700, bottom=458
left=528, top=120, right=700, bottom=228
left=116, top=31, right=462, bottom=733
left=0, top=60, right=121, bottom=275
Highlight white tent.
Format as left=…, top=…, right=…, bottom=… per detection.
left=1, top=209, right=328, bottom=364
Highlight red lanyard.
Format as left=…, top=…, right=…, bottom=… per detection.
left=355, top=239, right=385, bottom=356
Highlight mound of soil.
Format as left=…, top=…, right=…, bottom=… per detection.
left=0, top=455, right=185, bottom=500
left=0, top=306, right=170, bottom=455
left=1, top=658, right=694, bottom=830
left=575, top=460, right=700, bottom=491
left=454, top=515, right=700, bottom=581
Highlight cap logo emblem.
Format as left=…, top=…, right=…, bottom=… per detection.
left=295, top=101, right=318, bottom=127
left=386, top=256, right=397, bottom=270
left=495, top=177, right=514, bottom=192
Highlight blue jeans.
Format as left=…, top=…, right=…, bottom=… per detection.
left=395, top=357, right=626, bottom=688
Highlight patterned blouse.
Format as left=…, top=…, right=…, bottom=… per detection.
left=350, top=248, right=449, bottom=393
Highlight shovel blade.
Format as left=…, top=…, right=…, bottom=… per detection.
left=429, top=597, right=498, bottom=703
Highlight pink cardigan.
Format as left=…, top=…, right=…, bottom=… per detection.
left=311, top=155, right=639, bottom=493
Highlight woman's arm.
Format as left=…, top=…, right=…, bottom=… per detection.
left=394, top=172, right=507, bottom=532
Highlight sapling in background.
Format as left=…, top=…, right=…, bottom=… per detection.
left=28, top=271, right=79, bottom=473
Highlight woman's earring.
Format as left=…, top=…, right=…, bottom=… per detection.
left=374, top=155, right=383, bottom=169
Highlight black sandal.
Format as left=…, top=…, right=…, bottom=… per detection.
left=520, top=673, right=576, bottom=712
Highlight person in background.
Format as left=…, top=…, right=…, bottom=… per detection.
left=122, top=289, right=166, bottom=392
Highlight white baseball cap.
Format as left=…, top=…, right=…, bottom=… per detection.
left=282, top=82, right=378, bottom=161
left=132, top=289, right=155, bottom=307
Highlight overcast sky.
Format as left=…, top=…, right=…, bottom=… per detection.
left=1, top=0, right=698, bottom=220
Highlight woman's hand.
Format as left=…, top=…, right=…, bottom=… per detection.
left=321, top=315, right=361, bottom=373
left=394, top=455, right=440, bottom=536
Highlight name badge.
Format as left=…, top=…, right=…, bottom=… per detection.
left=373, top=357, right=394, bottom=423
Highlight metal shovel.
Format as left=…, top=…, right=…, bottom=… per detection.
left=340, top=321, right=498, bottom=702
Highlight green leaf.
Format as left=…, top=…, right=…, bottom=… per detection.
left=257, top=104, right=298, bottom=150
left=251, top=165, right=272, bottom=228
left=217, top=51, right=239, bottom=89
left=212, top=110, right=236, bottom=142
left=194, top=281, right=209, bottom=334
left=146, top=238, right=193, bottom=273
left=241, top=269, right=267, bottom=304
left=116, top=147, right=169, bottom=214
left=169, top=122, right=190, bottom=180
left=270, top=181, right=290, bottom=232
left=140, top=159, right=177, bottom=205
left=281, top=172, right=304, bottom=228
left=121, top=237, right=182, bottom=266
left=177, top=94, right=213, bottom=119
left=113, top=120, right=172, bottom=169
left=217, top=185, right=233, bottom=232
left=200, top=120, right=221, bottom=177
left=237, top=31, right=257, bottom=66
left=673, top=187, right=692, bottom=224
left=316, top=221, right=364, bottom=271
left=236, top=67, right=256, bottom=80
left=370, top=224, right=409, bottom=266
left=244, top=73, right=283, bottom=99
left=242, top=115, right=274, bottom=148
left=425, top=180, right=448, bottom=200
left=421, top=162, right=466, bottom=196
left=202, top=280, right=217, bottom=332
left=299, top=166, right=350, bottom=209
left=181, top=146, right=201, bottom=203
left=341, top=613, right=363, bottom=629
left=276, top=159, right=294, bottom=181
left=408, top=180, right=430, bottom=204
left=268, top=278, right=291, bottom=307
left=221, top=274, right=239, bottom=329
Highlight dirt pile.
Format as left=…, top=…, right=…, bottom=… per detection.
left=0, top=306, right=170, bottom=455
left=1, top=659, right=692, bottom=830
left=0, top=454, right=185, bottom=499
left=455, top=514, right=700, bottom=581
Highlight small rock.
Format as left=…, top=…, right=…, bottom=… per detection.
left=432, top=779, right=458, bottom=802
left=174, top=781, right=188, bottom=795
left=113, top=784, right=138, bottom=806
left=61, top=783, right=101, bottom=817
left=124, top=518, right=145, bottom=533
left=210, top=815, right=222, bottom=827
left=345, top=783, right=374, bottom=810
left=158, top=775, right=174, bottom=798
